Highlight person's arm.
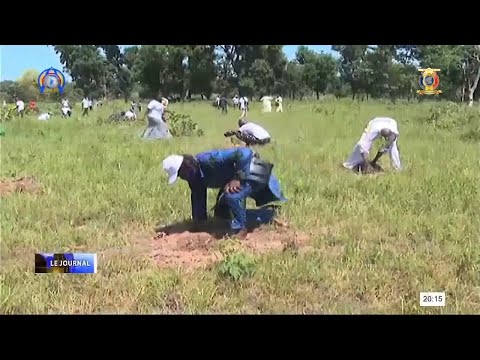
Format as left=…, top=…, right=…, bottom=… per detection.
left=190, top=183, right=208, bottom=222
left=372, top=134, right=396, bottom=165
left=224, top=130, right=237, bottom=137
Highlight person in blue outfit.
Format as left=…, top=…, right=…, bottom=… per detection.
left=162, top=147, right=287, bottom=240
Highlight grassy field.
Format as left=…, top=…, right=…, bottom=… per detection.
left=1, top=99, right=479, bottom=314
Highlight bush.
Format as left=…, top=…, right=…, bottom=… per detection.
left=0, top=105, right=16, bottom=123
left=167, top=111, right=204, bottom=137
left=425, top=101, right=479, bottom=129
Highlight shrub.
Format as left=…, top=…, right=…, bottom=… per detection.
left=425, top=101, right=479, bottom=129
left=167, top=111, right=204, bottom=137
left=0, top=105, right=16, bottom=123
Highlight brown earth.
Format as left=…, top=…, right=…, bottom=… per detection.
left=0, top=177, right=43, bottom=197
left=149, top=220, right=312, bottom=270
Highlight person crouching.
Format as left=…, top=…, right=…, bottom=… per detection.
left=162, top=147, right=287, bottom=240
left=224, top=118, right=271, bottom=146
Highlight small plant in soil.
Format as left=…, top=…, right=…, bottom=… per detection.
left=216, top=240, right=256, bottom=281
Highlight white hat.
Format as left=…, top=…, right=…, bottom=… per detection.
left=163, top=155, right=184, bottom=185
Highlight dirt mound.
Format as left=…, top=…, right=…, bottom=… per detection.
left=352, top=162, right=384, bottom=175
left=0, top=177, right=42, bottom=197
left=150, top=222, right=311, bottom=270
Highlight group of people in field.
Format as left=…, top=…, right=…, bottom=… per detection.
left=9, top=92, right=401, bottom=241
left=214, top=94, right=283, bottom=117
left=160, top=92, right=402, bottom=240
left=9, top=96, right=105, bottom=121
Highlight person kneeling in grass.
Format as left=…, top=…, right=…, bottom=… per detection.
left=162, top=147, right=286, bottom=240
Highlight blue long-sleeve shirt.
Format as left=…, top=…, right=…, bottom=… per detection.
left=189, top=147, right=253, bottom=221
left=188, top=147, right=287, bottom=222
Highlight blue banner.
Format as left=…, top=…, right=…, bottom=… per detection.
left=35, top=253, right=97, bottom=274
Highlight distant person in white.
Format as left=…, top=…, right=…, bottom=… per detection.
left=233, top=95, right=239, bottom=108
left=224, top=118, right=271, bottom=146
left=61, top=106, right=72, bottom=118
left=82, top=97, right=90, bottom=116
left=2, top=100, right=6, bottom=107
left=243, top=96, right=249, bottom=110
left=124, top=109, right=137, bottom=121
left=38, top=112, right=52, bottom=121
left=16, top=98, right=25, bottom=118
left=343, top=117, right=402, bottom=172
left=215, top=95, right=220, bottom=108
left=261, top=96, right=273, bottom=113
left=88, top=99, right=93, bottom=111
left=61, top=98, right=71, bottom=118
left=239, top=96, right=247, bottom=117
left=142, top=97, right=172, bottom=139
left=275, top=96, right=283, bottom=112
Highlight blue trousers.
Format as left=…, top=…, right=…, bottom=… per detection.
left=216, top=183, right=254, bottom=230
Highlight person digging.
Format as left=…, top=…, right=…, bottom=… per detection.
left=162, top=146, right=287, bottom=240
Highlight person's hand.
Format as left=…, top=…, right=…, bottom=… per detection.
left=224, top=179, right=241, bottom=193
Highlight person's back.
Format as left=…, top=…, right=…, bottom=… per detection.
left=142, top=98, right=171, bottom=139
left=82, top=98, right=89, bottom=109
left=239, top=122, right=270, bottom=140
left=194, top=147, right=253, bottom=189
left=38, top=112, right=51, bottom=121
left=125, top=110, right=136, bottom=120
left=366, top=117, right=398, bottom=135
left=360, top=117, right=398, bottom=145
left=147, top=99, right=164, bottom=120
left=16, top=99, right=24, bottom=110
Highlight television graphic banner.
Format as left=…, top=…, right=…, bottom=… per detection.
left=35, top=253, right=97, bottom=273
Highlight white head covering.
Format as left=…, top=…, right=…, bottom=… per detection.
left=163, top=155, right=184, bottom=184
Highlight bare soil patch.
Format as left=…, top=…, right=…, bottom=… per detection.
left=149, top=220, right=312, bottom=270
left=0, top=177, right=42, bottom=197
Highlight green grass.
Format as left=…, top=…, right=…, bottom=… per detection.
left=1, top=99, right=479, bottom=314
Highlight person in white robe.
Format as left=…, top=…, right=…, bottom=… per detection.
left=261, top=96, right=273, bottom=113
left=142, top=97, right=172, bottom=139
left=343, top=117, right=402, bottom=172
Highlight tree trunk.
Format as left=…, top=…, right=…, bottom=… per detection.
left=468, top=72, right=480, bottom=106
left=316, top=91, right=319, bottom=100
left=468, top=45, right=480, bottom=107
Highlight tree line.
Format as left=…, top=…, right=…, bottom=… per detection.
left=1, top=45, right=479, bottom=105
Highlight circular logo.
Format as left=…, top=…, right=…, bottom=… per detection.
left=38, top=67, right=66, bottom=95
left=424, top=76, right=434, bottom=86
left=44, top=74, right=59, bottom=89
